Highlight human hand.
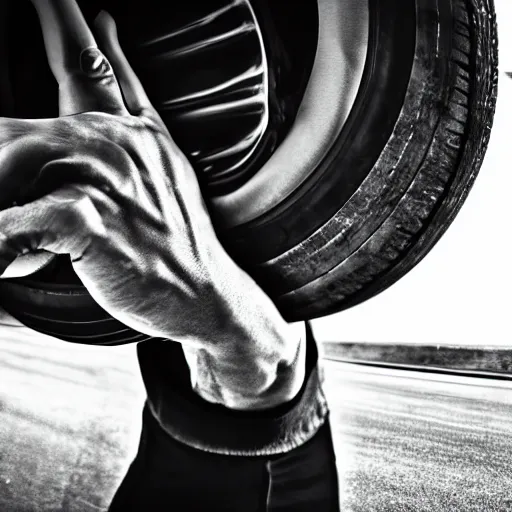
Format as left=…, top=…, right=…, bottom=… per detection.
left=0, top=0, right=305, bottom=408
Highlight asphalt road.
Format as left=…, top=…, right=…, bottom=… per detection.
left=0, top=327, right=145, bottom=512
left=1, top=328, right=512, bottom=511
left=322, top=361, right=512, bottom=512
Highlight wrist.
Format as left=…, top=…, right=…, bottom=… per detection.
left=208, top=248, right=294, bottom=352
left=195, top=248, right=307, bottom=409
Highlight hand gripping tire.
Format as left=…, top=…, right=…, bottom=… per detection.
left=0, top=0, right=499, bottom=344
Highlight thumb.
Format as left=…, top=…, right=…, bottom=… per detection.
left=0, top=188, right=105, bottom=279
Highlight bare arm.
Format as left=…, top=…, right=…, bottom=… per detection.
left=0, top=1, right=305, bottom=411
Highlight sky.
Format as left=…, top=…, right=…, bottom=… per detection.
left=312, top=0, right=512, bottom=346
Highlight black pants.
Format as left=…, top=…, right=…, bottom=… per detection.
left=108, top=407, right=340, bottom=511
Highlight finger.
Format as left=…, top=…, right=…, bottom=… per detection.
left=0, top=118, right=57, bottom=210
left=0, top=187, right=105, bottom=278
left=0, top=251, right=56, bottom=279
left=0, top=118, right=61, bottom=278
left=93, top=11, right=159, bottom=119
left=30, top=0, right=128, bottom=116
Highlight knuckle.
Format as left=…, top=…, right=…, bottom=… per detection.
left=43, top=189, right=107, bottom=263
left=79, top=47, right=114, bottom=79
left=51, top=117, right=92, bottom=146
left=54, top=113, right=115, bottom=144
left=49, top=191, right=104, bottom=237
left=72, top=196, right=105, bottom=235
left=138, top=110, right=166, bottom=133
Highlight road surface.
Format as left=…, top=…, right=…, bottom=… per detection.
left=1, top=328, right=512, bottom=511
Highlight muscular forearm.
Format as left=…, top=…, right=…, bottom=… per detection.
left=0, top=2, right=306, bottom=412
left=179, top=252, right=307, bottom=411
